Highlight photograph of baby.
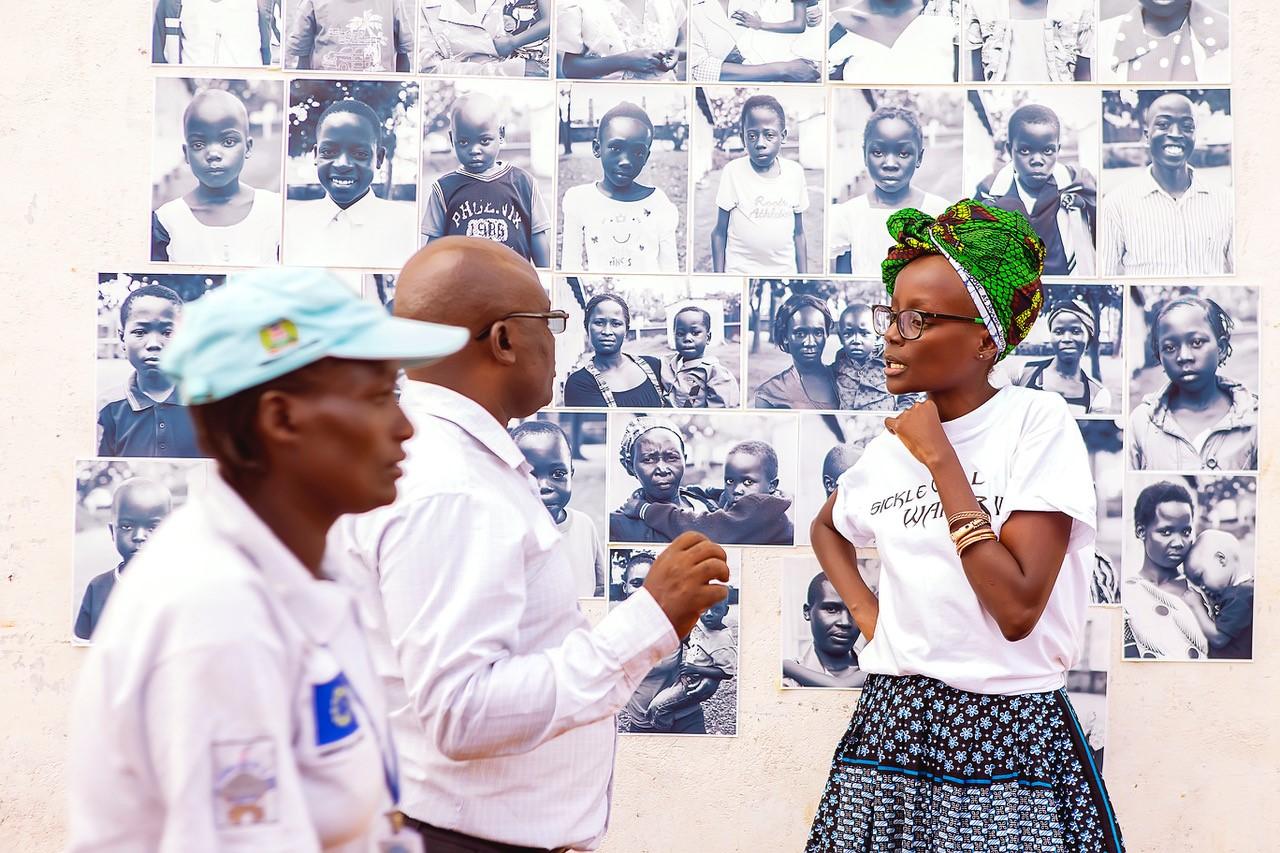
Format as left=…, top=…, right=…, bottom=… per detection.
left=555, top=276, right=744, bottom=410
left=792, top=413, right=884, bottom=548
left=1100, top=88, right=1234, bottom=276
left=285, top=0, right=413, bottom=72
left=610, top=547, right=742, bottom=735
left=1065, top=609, right=1112, bottom=769
left=1123, top=473, right=1255, bottom=661
left=995, top=284, right=1123, bottom=415
left=827, top=0, right=960, bottom=83
left=419, top=78, right=555, bottom=267
left=152, top=0, right=278, bottom=67
left=1099, top=0, right=1230, bottom=84
left=607, top=412, right=799, bottom=546
left=780, top=553, right=879, bottom=688
left=72, top=459, right=208, bottom=643
left=1126, top=285, right=1258, bottom=472
left=692, top=86, right=825, bottom=275
left=1078, top=419, right=1125, bottom=606
left=965, top=0, right=1096, bottom=83
left=151, top=78, right=284, bottom=266
left=689, top=0, right=825, bottom=83
left=965, top=87, right=1101, bottom=278
left=827, top=88, right=964, bottom=276
left=96, top=274, right=223, bottom=460
left=557, top=83, right=690, bottom=273
left=556, top=0, right=688, bottom=81
left=284, top=79, right=420, bottom=269
left=509, top=413, right=609, bottom=598
left=419, top=0, right=551, bottom=77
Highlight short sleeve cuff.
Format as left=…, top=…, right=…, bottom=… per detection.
left=594, top=588, right=678, bottom=684
left=833, top=485, right=876, bottom=548
left=1000, top=496, right=1097, bottom=554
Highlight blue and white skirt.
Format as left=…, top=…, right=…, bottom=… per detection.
left=806, top=674, right=1124, bottom=852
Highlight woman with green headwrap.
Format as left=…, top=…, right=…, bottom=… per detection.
left=805, top=200, right=1125, bottom=852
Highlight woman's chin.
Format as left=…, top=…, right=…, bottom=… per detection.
left=885, top=375, right=920, bottom=395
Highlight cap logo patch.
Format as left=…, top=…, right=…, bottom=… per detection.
left=259, top=319, right=300, bottom=356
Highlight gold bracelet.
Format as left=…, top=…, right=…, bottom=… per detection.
left=949, top=518, right=991, bottom=544
left=947, top=510, right=990, bottom=530
left=956, top=530, right=998, bottom=556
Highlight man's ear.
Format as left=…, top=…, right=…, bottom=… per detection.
left=591, top=137, right=601, bottom=159
left=487, top=321, right=518, bottom=364
left=802, top=602, right=812, bottom=623
left=245, top=136, right=254, bottom=158
left=376, top=146, right=387, bottom=170
left=770, top=476, right=780, bottom=493
left=255, top=389, right=305, bottom=451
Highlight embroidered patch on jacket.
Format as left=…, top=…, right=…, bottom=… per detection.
left=212, top=738, right=279, bottom=828
left=313, top=672, right=360, bottom=750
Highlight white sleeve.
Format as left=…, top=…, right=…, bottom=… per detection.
left=791, top=163, right=810, bottom=213
left=560, top=186, right=586, bottom=270
left=832, top=461, right=877, bottom=548
left=715, top=160, right=739, bottom=212
left=375, top=494, right=677, bottom=762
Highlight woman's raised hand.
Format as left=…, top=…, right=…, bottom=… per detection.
left=884, top=400, right=953, bottom=470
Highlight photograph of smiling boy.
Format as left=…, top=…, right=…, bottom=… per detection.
left=151, top=79, right=283, bottom=266
left=792, top=412, right=881, bottom=547
left=283, top=79, right=420, bottom=269
left=967, top=88, right=1100, bottom=277
left=780, top=554, right=880, bottom=688
left=152, top=0, right=275, bottom=66
left=696, top=86, right=825, bottom=275
left=96, top=274, right=222, bottom=459
left=1126, top=285, right=1258, bottom=472
left=827, top=89, right=962, bottom=276
left=419, top=79, right=554, bottom=267
left=1100, top=88, right=1233, bottom=276
left=558, top=85, right=689, bottom=273
left=1123, top=473, right=1255, bottom=660
left=1099, top=0, right=1230, bottom=84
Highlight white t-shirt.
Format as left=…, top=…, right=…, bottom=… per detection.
left=559, top=507, right=606, bottom=598
left=833, top=385, right=1096, bottom=695
left=560, top=182, right=680, bottom=273
left=155, top=188, right=281, bottom=266
left=828, top=191, right=949, bottom=276
left=716, top=155, right=809, bottom=274
left=179, top=0, right=265, bottom=66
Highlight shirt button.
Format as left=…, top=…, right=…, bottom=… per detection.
left=159, top=422, right=167, bottom=430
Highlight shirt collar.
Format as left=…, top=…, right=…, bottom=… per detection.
left=201, top=470, right=352, bottom=645
left=1137, top=165, right=1210, bottom=199
left=399, top=380, right=529, bottom=472
left=320, top=189, right=382, bottom=228
left=125, top=371, right=179, bottom=412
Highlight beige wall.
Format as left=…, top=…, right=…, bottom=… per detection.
left=2, top=2, right=1277, bottom=851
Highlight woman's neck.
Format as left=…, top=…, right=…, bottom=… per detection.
left=1139, top=559, right=1182, bottom=587
left=1168, top=375, right=1224, bottom=410
left=1052, top=352, right=1082, bottom=376
left=928, top=381, right=999, bottom=423
left=593, top=351, right=626, bottom=370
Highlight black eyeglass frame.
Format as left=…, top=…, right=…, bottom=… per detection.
left=474, top=310, right=570, bottom=341
left=871, top=304, right=984, bottom=341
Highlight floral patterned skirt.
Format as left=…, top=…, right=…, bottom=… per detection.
left=806, top=674, right=1124, bottom=853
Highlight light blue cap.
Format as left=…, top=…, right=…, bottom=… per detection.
left=160, top=268, right=469, bottom=404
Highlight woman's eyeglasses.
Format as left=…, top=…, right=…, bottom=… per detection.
left=475, top=310, right=570, bottom=341
left=871, top=304, right=984, bottom=342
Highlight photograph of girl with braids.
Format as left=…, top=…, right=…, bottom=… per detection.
left=827, top=88, right=963, bottom=276
left=1127, top=285, right=1259, bottom=472
left=607, top=412, right=798, bottom=546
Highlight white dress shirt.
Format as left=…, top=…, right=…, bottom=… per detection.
left=333, top=381, right=678, bottom=850
left=1101, top=165, right=1233, bottom=276
left=284, top=190, right=418, bottom=269
left=68, top=472, right=394, bottom=853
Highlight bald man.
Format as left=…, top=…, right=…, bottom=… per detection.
left=822, top=442, right=863, bottom=498
left=1101, top=91, right=1233, bottom=276
left=74, top=478, right=173, bottom=641
left=420, top=93, right=552, bottom=266
left=334, top=236, right=730, bottom=852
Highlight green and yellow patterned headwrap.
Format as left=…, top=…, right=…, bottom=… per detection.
left=882, top=199, right=1046, bottom=360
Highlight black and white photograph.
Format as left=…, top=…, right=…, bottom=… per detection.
left=284, top=0, right=413, bottom=72
left=419, top=78, right=555, bottom=268
left=607, top=412, right=799, bottom=546
left=692, top=86, right=825, bottom=275
left=418, top=0, right=551, bottom=77
left=780, top=553, right=879, bottom=689
left=792, top=413, right=883, bottom=548
left=96, top=274, right=223, bottom=460
left=1079, top=419, right=1125, bottom=606
left=557, top=83, right=690, bottom=274
left=827, top=88, right=963, bottom=276
left=283, top=78, right=420, bottom=269
left=996, top=284, right=1123, bottom=415
left=555, top=276, right=744, bottom=410
left=1099, top=0, right=1230, bottom=84
left=610, top=547, right=742, bottom=735
left=1066, top=609, right=1112, bottom=769
left=556, top=0, right=689, bottom=81
left=1126, top=284, right=1258, bottom=472
left=510, top=413, right=609, bottom=598
left=827, top=0, right=960, bottom=83
left=152, top=0, right=279, bottom=67
left=1123, top=473, right=1255, bottom=660
left=151, top=78, right=284, bottom=266
left=1100, top=88, right=1234, bottom=277
left=362, top=272, right=398, bottom=312
left=965, top=88, right=1101, bottom=278
left=72, top=459, right=207, bottom=644
left=964, top=0, right=1097, bottom=83
left=688, top=0, right=825, bottom=83
left=747, top=280, right=925, bottom=412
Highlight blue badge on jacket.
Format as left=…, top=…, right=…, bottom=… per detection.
left=313, top=672, right=359, bottom=747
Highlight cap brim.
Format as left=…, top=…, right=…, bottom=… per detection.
left=330, top=315, right=470, bottom=367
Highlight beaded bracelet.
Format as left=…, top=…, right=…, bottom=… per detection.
left=947, top=510, right=990, bottom=530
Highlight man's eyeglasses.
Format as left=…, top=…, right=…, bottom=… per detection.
left=475, top=310, right=570, bottom=341
left=871, top=305, right=984, bottom=341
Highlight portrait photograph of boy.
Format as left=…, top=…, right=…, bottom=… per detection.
left=826, top=88, right=962, bottom=276
left=557, top=83, right=690, bottom=273
left=152, top=0, right=278, bottom=67
left=609, top=547, right=741, bottom=736
left=965, top=0, right=1096, bottom=83
left=285, top=0, right=413, bottom=72
left=827, top=0, right=960, bottom=83
left=693, top=86, right=825, bottom=275
left=689, top=0, right=825, bottom=83
left=283, top=78, right=420, bottom=269
left=1099, top=0, right=1230, bottom=84
left=419, top=78, right=555, bottom=267
left=419, top=0, right=551, bottom=77
left=150, top=78, right=284, bottom=266
left=780, top=553, right=879, bottom=688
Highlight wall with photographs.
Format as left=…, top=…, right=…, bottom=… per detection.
left=1, top=0, right=1278, bottom=850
